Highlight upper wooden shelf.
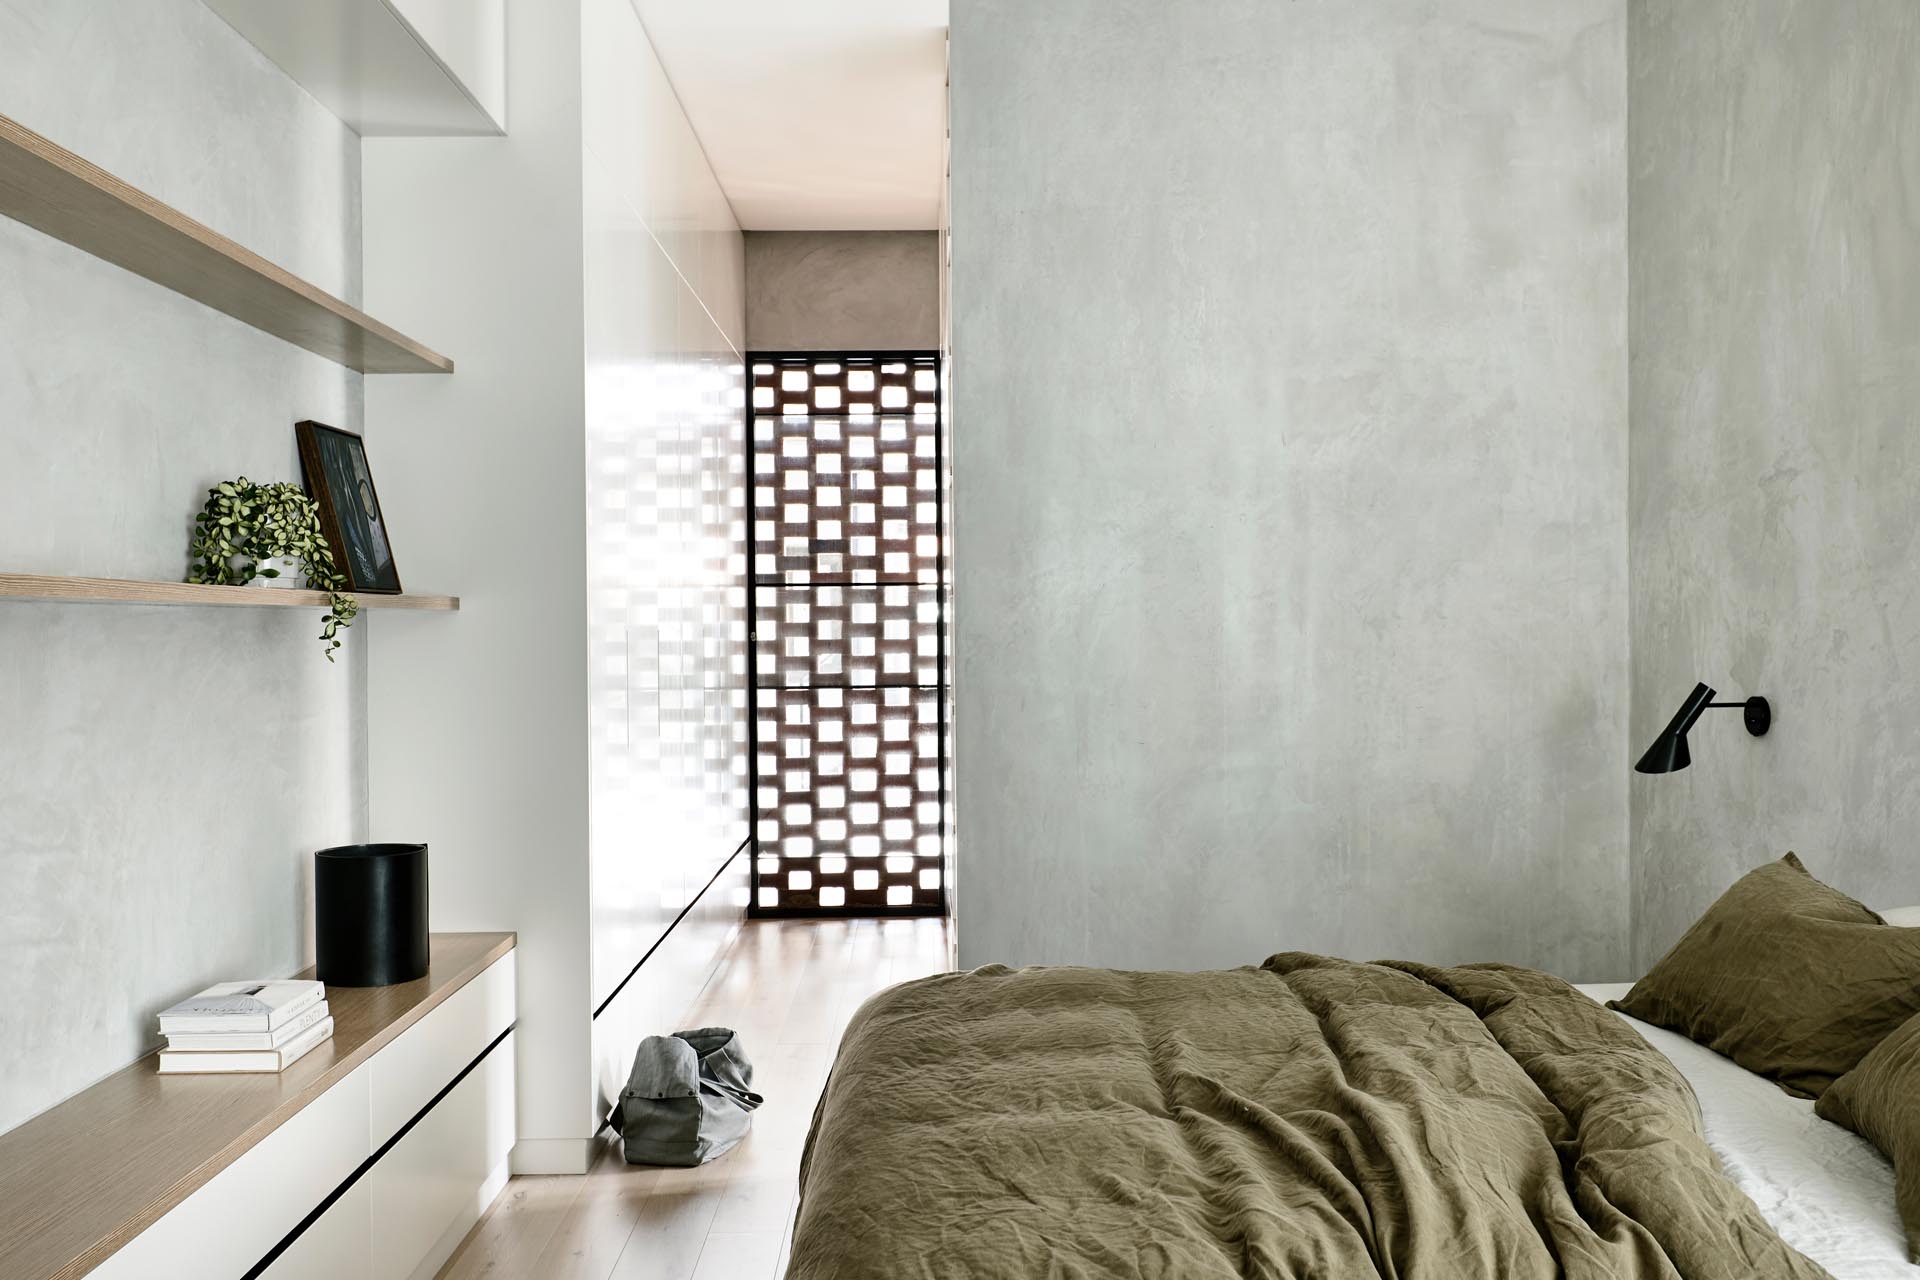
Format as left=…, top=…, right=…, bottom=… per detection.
left=0, top=112, right=452, bottom=374
left=0, top=574, right=459, bottom=612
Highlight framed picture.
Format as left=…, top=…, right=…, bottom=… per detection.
left=295, top=420, right=402, bottom=593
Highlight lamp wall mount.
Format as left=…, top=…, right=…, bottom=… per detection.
left=1712, top=696, right=1772, bottom=737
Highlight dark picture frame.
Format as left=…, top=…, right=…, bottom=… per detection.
left=295, top=420, right=403, bottom=594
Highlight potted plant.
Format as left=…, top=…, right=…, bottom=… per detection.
left=185, top=478, right=359, bottom=660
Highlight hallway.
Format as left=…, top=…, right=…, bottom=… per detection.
left=437, top=916, right=954, bottom=1279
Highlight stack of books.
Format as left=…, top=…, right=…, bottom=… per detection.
left=156, top=979, right=333, bottom=1075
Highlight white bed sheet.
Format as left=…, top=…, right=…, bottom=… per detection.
left=1576, top=982, right=1914, bottom=1280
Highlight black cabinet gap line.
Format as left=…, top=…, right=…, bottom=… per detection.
left=591, top=839, right=747, bottom=1022
left=240, top=1023, right=514, bottom=1280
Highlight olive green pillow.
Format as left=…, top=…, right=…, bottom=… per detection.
left=1817, top=1013, right=1920, bottom=1262
left=1609, top=853, right=1920, bottom=1097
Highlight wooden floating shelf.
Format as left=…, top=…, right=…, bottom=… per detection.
left=0, top=574, right=458, bottom=612
left=0, top=111, right=452, bottom=374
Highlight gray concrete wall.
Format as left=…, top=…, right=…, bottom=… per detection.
left=745, top=230, right=939, bottom=351
left=1628, top=1, right=1920, bottom=966
left=0, top=0, right=365, bottom=1134
left=950, top=0, right=1631, bottom=976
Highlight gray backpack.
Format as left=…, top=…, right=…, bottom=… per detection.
left=619, top=1027, right=764, bottom=1166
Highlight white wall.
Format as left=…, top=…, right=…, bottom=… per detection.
left=581, top=0, right=749, bottom=1120
left=950, top=0, right=1631, bottom=977
left=1627, top=0, right=1920, bottom=965
left=0, top=0, right=366, bottom=1135
left=362, top=1, right=594, bottom=1173
left=364, top=0, right=748, bottom=1170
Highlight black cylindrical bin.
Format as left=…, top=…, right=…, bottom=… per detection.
left=315, top=843, right=429, bottom=986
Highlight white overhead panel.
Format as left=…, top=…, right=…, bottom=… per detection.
left=632, top=0, right=947, bottom=231
left=200, top=0, right=505, bottom=136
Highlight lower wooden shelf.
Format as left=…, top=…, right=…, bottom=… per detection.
left=0, top=573, right=459, bottom=611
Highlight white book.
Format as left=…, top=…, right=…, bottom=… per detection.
left=163, top=1001, right=329, bottom=1051
left=157, top=980, right=325, bottom=1034
left=158, top=1017, right=334, bottom=1075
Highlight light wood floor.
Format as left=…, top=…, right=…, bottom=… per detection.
left=437, top=915, right=954, bottom=1280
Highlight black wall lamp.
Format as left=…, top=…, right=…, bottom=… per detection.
left=1634, top=682, right=1771, bottom=774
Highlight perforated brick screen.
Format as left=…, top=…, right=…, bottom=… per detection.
left=749, top=354, right=946, bottom=916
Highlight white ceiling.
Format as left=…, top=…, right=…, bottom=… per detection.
left=632, top=0, right=948, bottom=231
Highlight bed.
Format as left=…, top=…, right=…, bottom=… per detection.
left=1579, top=982, right=1913, bottom=1279
left=788, top=947, right=1915, bottom=1279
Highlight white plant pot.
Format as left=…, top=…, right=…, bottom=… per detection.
left=248, top=556, right=307, bottom=589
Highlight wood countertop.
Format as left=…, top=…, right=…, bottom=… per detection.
left=0, top=931, right=515, bottom=1280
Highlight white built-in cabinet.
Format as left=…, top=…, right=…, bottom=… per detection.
left=88, top=949, right=514, bottom=1280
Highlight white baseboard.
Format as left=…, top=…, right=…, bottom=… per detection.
left=510, top=1137, right=595, bottom=1175
left=406, top=1154, right=512, bottom=1280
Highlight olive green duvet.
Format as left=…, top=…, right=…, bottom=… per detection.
left=789, top=953, right=1828, bottom=1280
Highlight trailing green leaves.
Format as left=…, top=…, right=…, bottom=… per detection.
left=185, top=477, right=359, bottom=661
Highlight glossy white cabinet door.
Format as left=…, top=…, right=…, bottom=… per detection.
left=368, top=1030, right=516, bottom=1280
left=369, top=950, right=516, bottom=1144
left=257, top=1182, right=371, bottom=1280
left=88, top=1063, right=372, bottom=1280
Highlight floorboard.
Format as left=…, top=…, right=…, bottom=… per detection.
left=438, top=916, right=953, bottom=1280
